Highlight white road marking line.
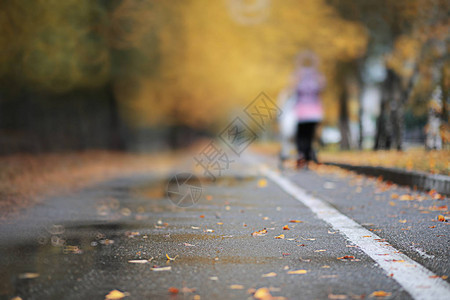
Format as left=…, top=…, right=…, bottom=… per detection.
left=261, top=166, right=450, bottom=300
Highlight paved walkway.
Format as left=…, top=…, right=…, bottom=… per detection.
left=0, top=154, right=449, bottom=299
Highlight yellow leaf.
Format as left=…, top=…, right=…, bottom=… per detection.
left=254, top=287, right=272, bottom=299
left=399, top=194, right=414, bottom=201
left=274, top=234, right=285, bottom=239
left=166, top=254, right=178, bottom=261
left=437, top=215, right=446, bottom=222
left=229, top=284, right=244, bottom=290
left=289, top=220, right=303, bottom=223
left=398, top=220, right=407, bottom=223
left=287, top=269, right=307, bottom=274
left=262, top=272, right=277, bottom=278
left=105, top=290, right=128, bottom=300
left=282, top=225, right=290, bottom=230
left=258, top=179, right=267, bottom=188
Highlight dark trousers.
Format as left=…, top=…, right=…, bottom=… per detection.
left=296, top=122, right=318, bottom=161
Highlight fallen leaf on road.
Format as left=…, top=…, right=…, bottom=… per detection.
left=274, top=234, right=285, bottom=239
left=251, top=228, right=268, bottom=236
left=230, top=284, right=244, bottom=290
left=150, top=266, right=172, bottom=271
left=328, top=293, right=347, bottom=299
left=389, top=201, right=396, bottom=207
left=369, top=290, right=391, bottom=297
left=287, top=269, right=307, bottom=274
left=258, top=179, right=267, bottom=187
left=181, top=286, right=196, bottom=293
left=200, top=215, right=205, bottom=218
left=205, top=229, right=214, bottom=233
left=398, top=220, right=407, bottom=223
left=168, top=287, right=179, bottom=294
left=399, top=194, right=414, bottom=201
left=282, top=225, right=290, bottom=230
left=191, top=226, right=200, bottom=230
left=217, top=222, right=224, bottom=225
left=166, top=254, right=179, bottom=261
left=321, top=265, right=330, bottom=268
left=429, top=226, right=436, bottom=228
left=315, top=249, right=326, bottom=252
left=337, top=255, right=355, bottom=260
left=289, top=220, right=303, bottom=223
left=282, top=253, right=290, bottom=256
left=437, top=215, right=447, bottom=222
left=391, top=193, right=399, bottom=199
left=105, top=290, right=128, bottom=300
left=253, top=287, right=272, bottom=299
left=184, top=243, right=195, bottom=247
left=128, top=259, right=150, bottom=264
left=18, top=273, right=39, bottom=279
left=262, top=272, right=277, bottom=278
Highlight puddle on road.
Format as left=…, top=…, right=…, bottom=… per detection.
left=0, top=174, right=260, bottom=298
left=0, top=219, right=257, bottom=299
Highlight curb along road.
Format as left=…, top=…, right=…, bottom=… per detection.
left=324, top=162, right=450, bottom=196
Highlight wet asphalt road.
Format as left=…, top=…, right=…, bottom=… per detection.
left=0, top=154, right=448, bottom=300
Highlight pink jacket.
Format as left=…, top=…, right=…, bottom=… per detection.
left=294, top=67, right=325, bottom=123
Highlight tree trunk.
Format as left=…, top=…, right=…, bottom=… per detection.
left=339, top=84, right=351, bottom=150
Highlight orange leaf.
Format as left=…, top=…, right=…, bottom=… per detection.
left=337, top=255, right=355, bottom=260
left=251, top=228, right=268, bottom=236
left=199, top=215, right=205, bottom=218
left=282, top=225, right=290, bottom=230
left=437, top=215, right=446, bottom=222
left=274, top=234, right=285, bottom=239
left=168, top=287, right=179, bottom=294
left=369, top=290, right=391, bottom=297
left=289, top=220, right=303, bottom=223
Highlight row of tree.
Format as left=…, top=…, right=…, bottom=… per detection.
left=0, top=0, right=447, bottom=152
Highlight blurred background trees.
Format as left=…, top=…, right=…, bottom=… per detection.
left=0, top=0, right=447, bottom=153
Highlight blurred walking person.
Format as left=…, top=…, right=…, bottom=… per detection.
left=293, top=51, right=325, bottom=169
